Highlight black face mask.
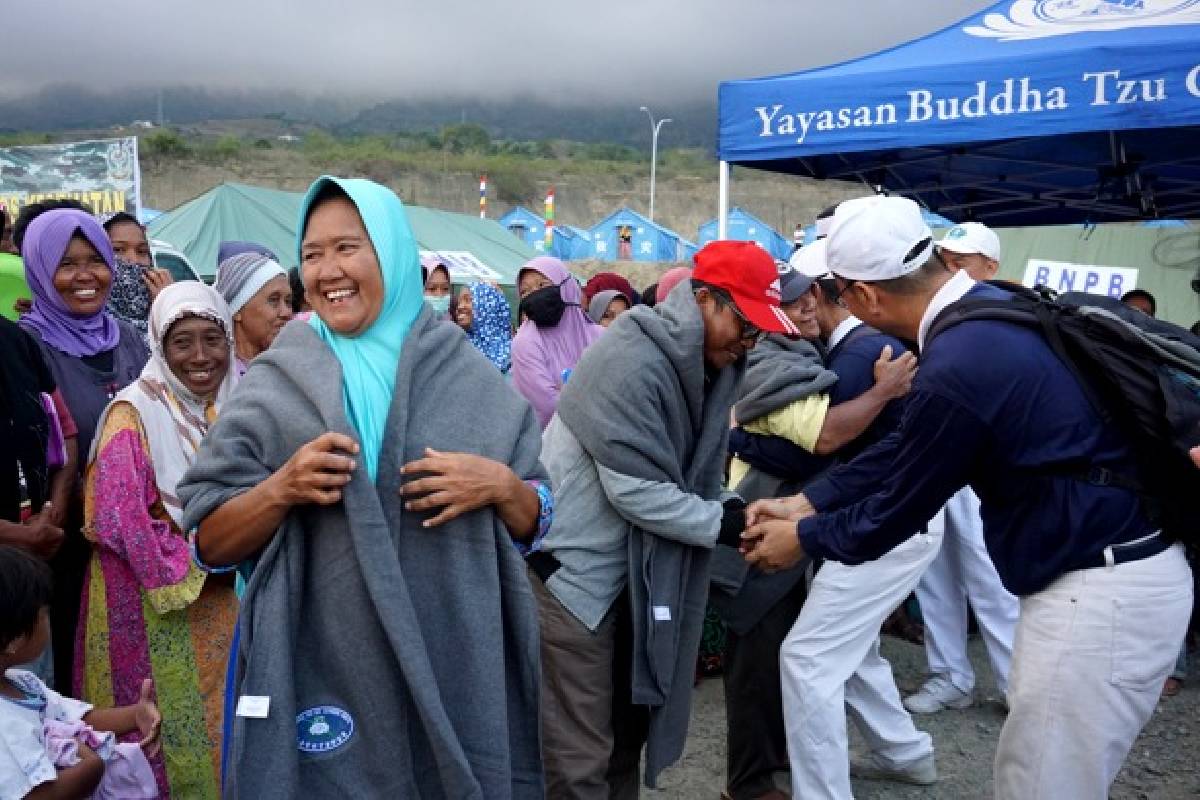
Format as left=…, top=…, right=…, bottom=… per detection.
left=520, top=284, right=567, bottom=327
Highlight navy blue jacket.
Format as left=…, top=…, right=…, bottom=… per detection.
left=800, top=285, right=1155, bottom=597
left=728, top=323, right=907, bottom=475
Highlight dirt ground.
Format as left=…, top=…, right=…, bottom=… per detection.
left=650, top=635, right=1199, bottom=799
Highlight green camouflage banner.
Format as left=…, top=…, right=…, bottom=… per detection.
left=0, top=137, right=141, bottom=222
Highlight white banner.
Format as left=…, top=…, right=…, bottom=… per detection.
left=420, top=250, right=501, bottom=282
left=1022, top=258, right=1138, bottom=298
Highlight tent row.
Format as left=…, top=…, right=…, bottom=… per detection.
left=501, top=205, right=812, bottom=262
left=500, top=206, right=706, bottom=263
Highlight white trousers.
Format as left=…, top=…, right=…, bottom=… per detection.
left=994, top=543, right=1193, bottom=800
left=781, top=527, right=942, bottom=800
left=915, top=487, right=1019, bottom=694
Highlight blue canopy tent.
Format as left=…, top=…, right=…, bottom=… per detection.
left=498, top=206, right=548, bottom=251
left=590, top=207, right=691, bottom=262
left=717, top=1, right=1200, bottom=227
left=698, top=207, right=792, bottom=260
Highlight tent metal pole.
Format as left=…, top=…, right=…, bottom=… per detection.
left=718, top=160, right=730, bottom=240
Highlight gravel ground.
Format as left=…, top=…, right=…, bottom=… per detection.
left=649, top=635, right=1199, bottom=799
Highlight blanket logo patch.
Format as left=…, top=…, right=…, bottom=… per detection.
left=296, top=706, right=354, bottom=754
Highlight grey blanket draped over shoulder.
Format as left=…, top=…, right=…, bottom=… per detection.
left=556, top=287, right=744, bottom=788
left=179, top=309, right=545, bottom=800
left=712, top=334, right=836, bottom=635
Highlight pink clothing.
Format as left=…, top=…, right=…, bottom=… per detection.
left=86, top=428, right=192, bottom=592
left=43, top=718, right=158, bottom=799
left=76, top=403, right=235, bottom=799
left=511, top=257, right=602, bottom=428
left=656, top=267, right=693, bottom=303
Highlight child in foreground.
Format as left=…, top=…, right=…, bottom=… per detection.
left=0, top=545, right=161, bottom=800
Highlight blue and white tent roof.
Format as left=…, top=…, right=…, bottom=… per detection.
left=719, top=1, right=1200, bottom=224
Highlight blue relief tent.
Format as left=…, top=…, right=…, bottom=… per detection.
left=498, top=206, right=548, bottom=251
left=551, top=225, right=594, bottom=261
left=698, top=207, right=793, bottom=260
left=590, top=207, right=692, bottom=263
left=718, top=1, right=1200, bottom=225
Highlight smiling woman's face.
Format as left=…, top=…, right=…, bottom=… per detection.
left=300, top=195, right=385, bottom=337
left=164, top=316, right=230, bottom=398
left=52, top=235, right=112, bottom=317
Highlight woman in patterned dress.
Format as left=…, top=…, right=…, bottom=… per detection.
left=75, top=282, right=239, bottom=799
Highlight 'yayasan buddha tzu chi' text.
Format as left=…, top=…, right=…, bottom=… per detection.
left=754, top=66, right=1200, bottom=145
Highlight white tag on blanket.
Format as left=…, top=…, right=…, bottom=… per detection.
left=653, top=605, right=672, bottom=622
left=236, top=695, right=271, bottom=719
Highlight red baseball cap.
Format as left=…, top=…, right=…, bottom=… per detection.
left=692, top=241, right=799, bottom=336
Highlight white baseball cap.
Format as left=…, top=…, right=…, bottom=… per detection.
left=937, top=222, right=1001, bottom=262
left=813, top=205, right=838, bottom=239
left=788, top=238, right=829, bottom=278
left=826, top=196, right=934, bottom=282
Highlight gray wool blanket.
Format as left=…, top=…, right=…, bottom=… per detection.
left=733, top=333, right=836, bottom=425
left=179, top=308, right=545, bottom=799
left=556, top=286, right=744, bottom=788
left=713, top=334, right=838, bottom=635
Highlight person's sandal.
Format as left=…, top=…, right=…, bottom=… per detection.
left=1162, top=677, right=1183, bottom=698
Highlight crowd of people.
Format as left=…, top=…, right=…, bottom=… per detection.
left=0, top=179, right=1196, bottom=800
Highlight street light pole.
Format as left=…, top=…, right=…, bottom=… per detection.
left=639, top=106, right=672, bottom=224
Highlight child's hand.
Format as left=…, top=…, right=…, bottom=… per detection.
left=134, top=679, right=162, bottom=757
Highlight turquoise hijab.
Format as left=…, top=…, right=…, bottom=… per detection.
left=299, top=176, right=425, bottom=482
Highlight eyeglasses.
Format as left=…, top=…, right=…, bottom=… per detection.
left=715, top=293, right=766, bottom=343
left=829, top=277, right=857, bottom=305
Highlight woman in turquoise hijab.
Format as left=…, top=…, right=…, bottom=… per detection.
left=180, top=177, right=552, bottom=798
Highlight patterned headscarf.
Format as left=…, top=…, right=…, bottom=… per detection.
left=465, top=282, right=512, bottom=373
left=214, top=252, right=287, bottom=314
left=106, top=257, right=152, bottom=336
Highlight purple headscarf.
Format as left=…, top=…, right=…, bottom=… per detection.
left=511, top=255, right=602, bottom=428
left=19, top=209, right=120, bottom=357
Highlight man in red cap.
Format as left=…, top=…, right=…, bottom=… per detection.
left=528, top=241, right=796, bottom=798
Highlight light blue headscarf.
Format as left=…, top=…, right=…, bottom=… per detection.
left=299, top=176, right=424, bottom=482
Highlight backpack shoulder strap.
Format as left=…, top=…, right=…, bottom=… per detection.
left=925, top=292, right=1111, bottom=423
left=925, top=294, right=1040, bottom=345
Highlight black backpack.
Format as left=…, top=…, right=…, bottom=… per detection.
left=926, top=282, right=1200, bottom=544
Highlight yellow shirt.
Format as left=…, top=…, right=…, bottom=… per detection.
left=728, top=394, right=831, bottom=490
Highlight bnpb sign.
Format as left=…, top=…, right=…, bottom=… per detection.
left=1022, top=258, right=1138, bottom=298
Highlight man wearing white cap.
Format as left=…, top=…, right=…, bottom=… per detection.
left=934, top=222, right=1001, bottom=280
left=741, top=197, right=1192, bottom=799
left=902, top=222, right=1019, bottom=716
left=765, top=222, right=941, bottom=799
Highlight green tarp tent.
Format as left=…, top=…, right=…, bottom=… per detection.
left=147, top=182, right=538, bottom=285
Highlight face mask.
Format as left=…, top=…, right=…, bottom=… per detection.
left=425, top=294, right=451, bottom=316
left=519, top=284, right=567, bottom=328
left=107, top=258, right=152, bottom=325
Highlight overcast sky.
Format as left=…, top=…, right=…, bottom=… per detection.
left=4, top=1, right=995, bottom=102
